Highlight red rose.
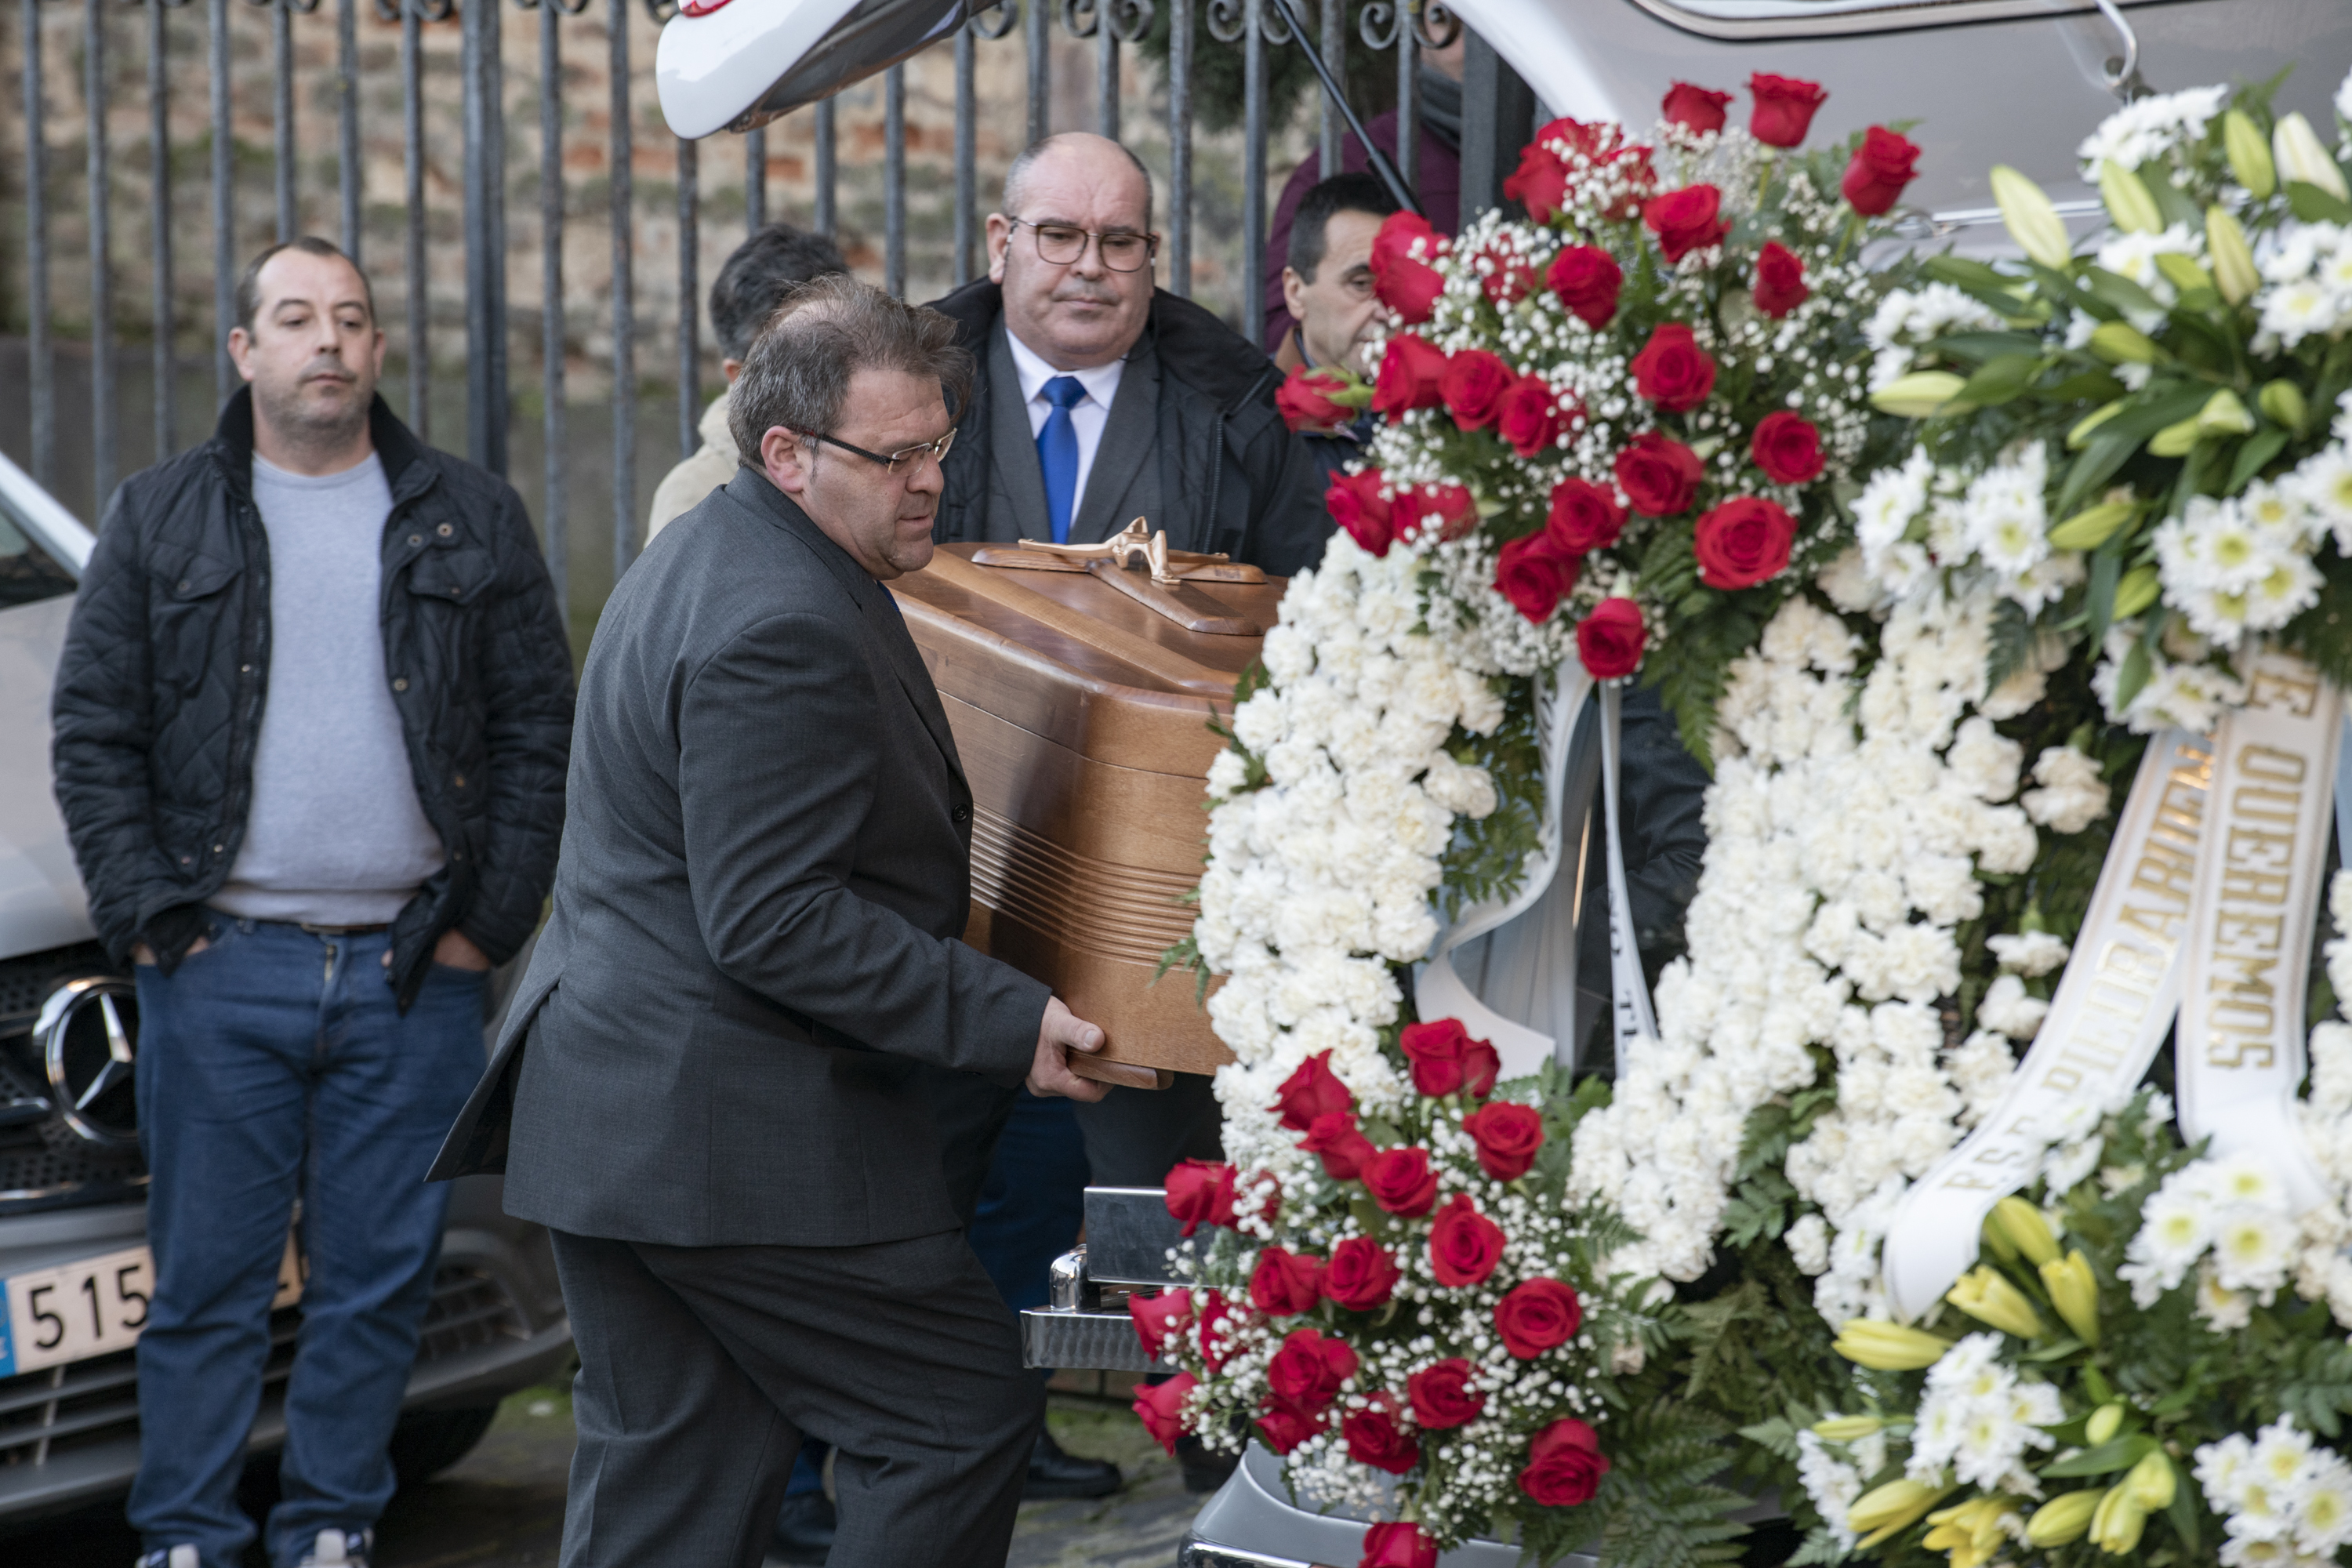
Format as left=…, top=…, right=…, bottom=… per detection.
left=1299, top=1109, right=1377, bottom=1181
left=1273, top=1049, right=1354, bottom=1131
left=1576, top=598, right=1646, bottom=681
left=1406, top=1359, right=1486, bottom=1430
left=1461, top=1039, right=1500, bottom=1098
left=1693, top=495, right=1796, bottom=590
left=1323, top=1236, right=1402, bottom=1311
left=1527, top=118, right=1658, bottom=220
left=1129, top=1287, right=1192, bottom=1358
left=1196, top=1290, right=1243, bottom=1372
left=1643, top=183, right=1729, bottom=263
left=1752, top=240, right=1809, bottom=318
left=1368, top=211, right=1445, bottom=324
left=1518, top=1417, right=1611, bottom=1507
left=1503, top=142, right=1570, bottom=223
left=1546, top=245, right=1622, bottom=329
left=1439, top=349, right=1515, bottom=431
left=1360, top=1521, right=1439, bottom=1568
left=1256, top=1397, right=1324, bottom=1455
left=1629, top=322, right=1717, bottom=412
left=1399, top=1017, right=1488, bottom=1097
left=1494, top=1277, right=1584, bottom=1358
left=1265, top=1326, right=1358, bottom=1412
left=1371, top=334, right=1449, bottom=417
left=1427, top=1193, right=1507, bottom=1287
left=1342, top=1401, right=1421, bottom=1475
left=1327, top=470, right=1394, bottom=557
left=1277, top=366, right=1352, bottom=432
left=1546, top=477, right=1625, bottom=556
left=1363, top=1146, right=1438, bottom=1217
left=1842, top=124, right=1921, bottom=216
left=1613, top=431, right=1703, bottom=517
left=1133, top=1372, right=1197, bottom=1454
left=1163, top=1160, right=1236, bottom=1237
left=1495, top=533, right=1580, bottom=626
left=1481, top=252, right=1543, bottom=307
left=1397, top=482, right=1479, bottom=544
left=1748, top=72, right=1827, bottom=148
left=1250, top=1246, right=1327, bottom=1317
left=1661, top=81, right=1732, bottom=134
left=1462, top=1100, right=1546, bottom=1181
left=1751, top=410, right=1824, bottom=486
left=1497, top=374, right=1575, bottom=459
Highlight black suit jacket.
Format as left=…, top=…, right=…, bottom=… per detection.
left=430, top=468, right=1051, bottom=1247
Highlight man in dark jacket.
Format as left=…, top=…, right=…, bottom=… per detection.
left=50, top=237, right=574, bottom=1568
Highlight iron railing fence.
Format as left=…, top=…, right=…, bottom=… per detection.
left=4, top=0, right=1510, bottom=641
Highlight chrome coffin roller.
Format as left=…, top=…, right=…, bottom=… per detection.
left=655, top=0, right=967, bottom=141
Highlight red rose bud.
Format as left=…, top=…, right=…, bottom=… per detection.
left=1461, top=1038, right=1501, bottom=1098
left=1643, top=183, right=1730, bottom=263
left=1693, top=495, right=1797, bottom=590
left=1255, top=1397, right=1324, bottom=1455
left=1495, top=534, right=1578, bottom=626
left=1133, top=1372, right=1198, bottom=1454
left=1751, top=410, right=1824, bottom=485
left=1277, top=365, right=1353, bottom=432
left=1323, top=1236, right=1402, bottom=1311
left=1364, top=1145, right=1439, bottom=1217
left=1406, top=1358, right=1487, bottom=1430
left=1546, top=477, right=1626, bottom=556
left=1299, top=1110, right=1377, bottom=1181
left=1342, top=1401, right=1421, bottom=1475
left=1502, top=142, right=1570, bottom=224
left=1398, top=482, right=1479, bottom=544
left=1842, top=125, right=1922, bottom=216
left=1327, top=469, right=1395, bottom=557
left=1577, top=598, right=1647, bottom=681
left=1163, top=1159, right=1237, bottom=1237
left=1129, top=1287, right=1192, bottom=1358
left=1518, top=1416, right=1610, bottom=1507
left=1369, top=211, right=1445, bottom=324
left=1494, top=1277, right=1584, bottom=1358
left=1428, top=1193, right=1508, bottom=1287
left=1249, top=1246, right=1328, bottom=1317
left=1546, top=244, right=1623, bottom=328
left=1661, top=81, right=1733, bottom=134
left=1272, top=1049, right=1354, bottom=1131
left=1360, top=1521, right=1439, bottom=1568
left=1497, top=374, right=1575, bottom=459
left=1265, top=1327, right=1359, bottom=1412
left=1748, top=72, right=1827, bottom=147
left=1613, top=430, right=1704, bottom=517
left=1629, top=321, right=1718, bottom=412
left=1462, top=1100, right=1546, bottom=1181
left=1439, top=348, right=1515, bottom=431
left=1480, top=253, right=1543, bottom=307
left=1399, top=1017, right=1474, bottom=1096
left=1751, top=239, right=1809, bottom=318
left=1370, top=334, right=1450, bottom=417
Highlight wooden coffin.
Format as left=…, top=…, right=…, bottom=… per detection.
left=891, top=534, right=1283, bottom=1083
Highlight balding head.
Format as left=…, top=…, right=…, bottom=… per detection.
left=988, top=133, right=1159, bottom=370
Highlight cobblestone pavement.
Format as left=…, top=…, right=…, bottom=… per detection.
left=1, top=1375, right=1201, bottom=1568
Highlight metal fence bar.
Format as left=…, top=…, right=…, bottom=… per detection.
left=1240, top=0, right=1265, bottom=347
left=1096, top=2, right=1116, bottom=138
left=24, top=0, right=53, bottom=486
left=271, top=0, right=294, bottom=241
left=1396, top=0, right=1417, bottom=194
left=338, top=0, right=360, bottom=257
left=953, top=22, right=975, bottom=285
left=884, top=62, right=904, bottom=297
left=87, top=0, right=115, bottom=504
left=745, top=126, right=766, bottom=231
left=463, top=0, right=507, bottom=473
left=1024, top=0, right=1046, bottom=146
left=150, top=0, right=176, bottom=460
left=209, top=0, right=232, bottom=401
left=1317, top=0, right=1338, bottom=175
left=813, top=96, right=834, bottom=235
left=609, top=0, right=634, bottom=576
left=1167, top=0, right=1189, bottom=297
left=401, top=0, right=427, bottom=437
left=676, top=132, right=697, bottom=454
left=539, top=0, right=567, bottom=621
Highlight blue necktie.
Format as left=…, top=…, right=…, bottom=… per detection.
left=1036, top=375, right=1087, bottom=544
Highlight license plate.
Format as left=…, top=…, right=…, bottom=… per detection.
left=0, top=1236, right=303, bottom=1378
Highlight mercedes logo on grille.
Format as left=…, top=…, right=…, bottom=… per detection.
left=35, top=977, right=141, bottom=1150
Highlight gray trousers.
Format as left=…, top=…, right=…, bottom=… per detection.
left=549, top=1227, right=1041, bottom=1568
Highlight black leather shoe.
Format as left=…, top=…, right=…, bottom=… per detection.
left=1025, top=1427, right=1123, bottom=1500
left=1176, top=1434, right=1240, bottom=1495
left=771, top=1490, right=837, bottom=1564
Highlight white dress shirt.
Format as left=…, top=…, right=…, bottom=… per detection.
left=1004, top=328, right=1126, bottom=528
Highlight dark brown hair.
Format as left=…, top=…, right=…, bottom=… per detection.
left=234, top=236, right=376, bottom=334
left=728, top=273, right=973, bottom=460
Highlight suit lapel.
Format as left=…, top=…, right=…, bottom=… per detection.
left=985, top=323, right=1051, bottom=544
left=1069, top=343, right=1161, bottom=546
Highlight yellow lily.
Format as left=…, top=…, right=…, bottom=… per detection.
left=2085, top=1401, right=2125, bottom=1446
left=2088, top=321, right=2160, bottom=365
left=2274, top=112, right=2351, bottom=204
left=1834, top=1319, right=1952, bottom=1371
left=1871, top=372, right=1969, bottom=419
left=2047, top=501, right=2134, bottom=551
left=2100, top=161, right=2164, bottom=235
left=2198, top=387, right=2256, bottom=436
left=1851, top=1478, right=1952, bottom=1545
left=2153, top=252, right=2214, bottom=296
left=2209, top=207, right=2260, bottom=303
left=1991, top=1197, right=2061, bottom=1267
left=1811, top=1414, right=1886, bottom=1443
left=2041, top=1250, right=2102, bottom=1345
left=2225, top=109, right=2276, bottom=198
left=2126, top=1449, right=2177, bottom=1511
left=2024, top=1490, right=2103, bottom=1547
left=1992, top=165, right=2076, bottom=270
left=2259, top=379, right=2309, bottom=432
left=2113, top=564, right=2161, bottom=619
left=1922, top=1496, right=2018, bottom=1568
left=2090, top=1483, right=2149, bottom=1555
left=1948, top=1265, right=2047, bottom=1339
left=2148, top=416, right=2203, bottom=458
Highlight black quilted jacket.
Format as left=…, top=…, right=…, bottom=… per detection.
left=50, top=389, right=575, bottom=1010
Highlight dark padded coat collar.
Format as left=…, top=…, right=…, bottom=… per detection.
left=927, top=279, right=1277, bottom=417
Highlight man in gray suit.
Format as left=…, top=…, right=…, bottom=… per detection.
left=430, top=274, right=1110, bottom=1568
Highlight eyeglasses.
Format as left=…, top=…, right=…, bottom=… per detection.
left=803, top=425, right=958, bottom=477
left=1011, top=219, right=1160, bottom=273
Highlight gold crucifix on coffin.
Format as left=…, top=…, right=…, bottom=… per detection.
left=969, top=518, right=1271, bottom=637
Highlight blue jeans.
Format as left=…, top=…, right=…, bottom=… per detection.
left=128, top=913, right=486, bottom=1568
